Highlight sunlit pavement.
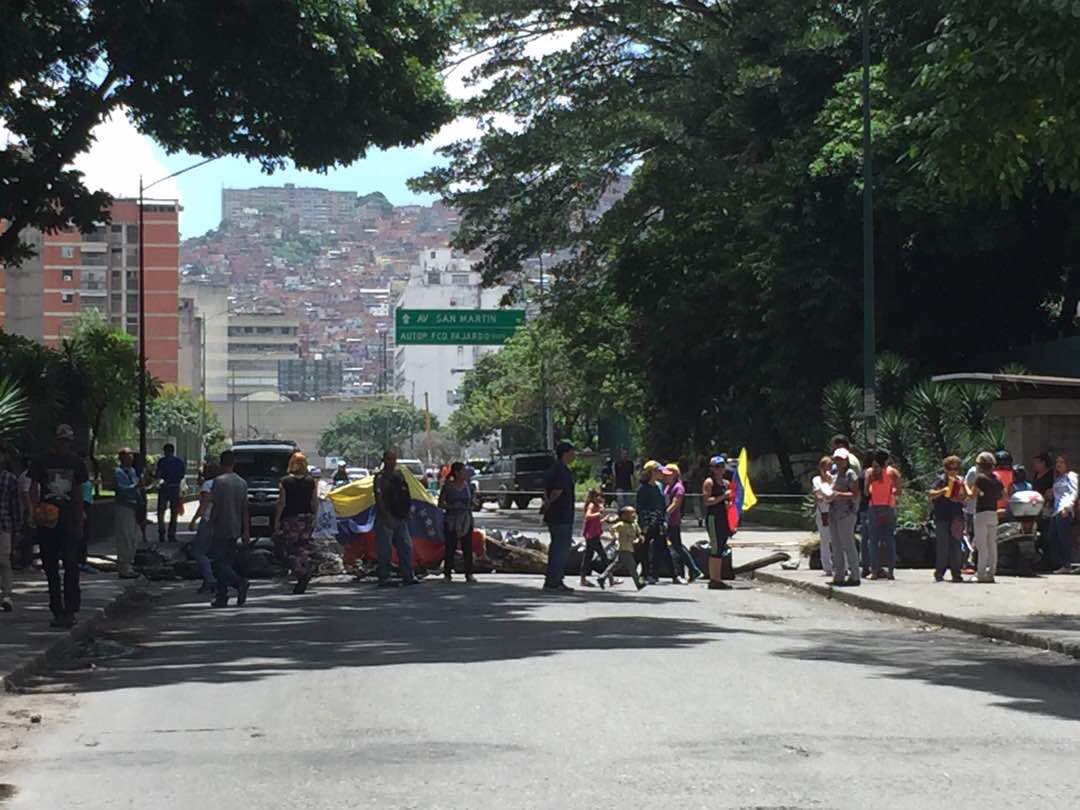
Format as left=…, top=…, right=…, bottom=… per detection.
left=3, top=573, right=1080, bottom=809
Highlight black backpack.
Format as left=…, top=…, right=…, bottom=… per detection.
left=380, top=471, right=412, bottom=521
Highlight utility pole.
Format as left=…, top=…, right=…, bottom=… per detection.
left=138, top=175, right=147, bottom=476
left=424, top=391, right=432, bottom=467
left=861, top=0, right=877, bottom=445
left=538, top=254, right=552, bottom=451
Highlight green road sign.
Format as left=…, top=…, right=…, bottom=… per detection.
left=395, top=309, right=526, bottom=345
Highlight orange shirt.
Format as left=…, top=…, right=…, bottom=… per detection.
left=867, top=466, right=899, bottom=507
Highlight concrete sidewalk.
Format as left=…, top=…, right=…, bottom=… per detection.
left=753, top=563, right=1080, bottom=659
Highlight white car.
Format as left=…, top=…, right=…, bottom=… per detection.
left=346, top=467, right=371, bottom=481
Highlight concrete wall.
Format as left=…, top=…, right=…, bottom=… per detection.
left=210, top=399, right=362, bottom=457
left=994, top=398, right=1080, bottom=468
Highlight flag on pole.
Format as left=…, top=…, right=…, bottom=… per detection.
left=726, top=447, right=758, bottom=532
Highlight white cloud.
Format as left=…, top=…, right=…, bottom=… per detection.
left=71, top=109, right=180, bottom=202
left=429, top=30, right=580, bottom=148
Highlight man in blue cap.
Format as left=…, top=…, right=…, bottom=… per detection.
left=702, top=455, right=732, bottom=590
left=541, top=440, right=577, bottom=592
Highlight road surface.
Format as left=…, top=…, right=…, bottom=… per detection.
left=2, top=576, right=1079, bottom=809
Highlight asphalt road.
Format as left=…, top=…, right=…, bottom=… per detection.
left=3, top=576, right=1080, bottom=809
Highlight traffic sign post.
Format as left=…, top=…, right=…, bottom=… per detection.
left=395, top=309, right=525, bottom=345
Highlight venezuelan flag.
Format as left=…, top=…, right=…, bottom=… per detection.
left=726, top=447, right=758, bottom=532
left=328, top=468, right=480, bottom=569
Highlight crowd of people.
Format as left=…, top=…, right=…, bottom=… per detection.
left=7, top=420, right=1078, bottom=627
left=811, top=434, right=1078, bottom=587
left=542, top=442, right=736, bottom=593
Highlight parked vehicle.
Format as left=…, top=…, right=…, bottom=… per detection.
left=346, top=467, right=370, bottom=482
left=230, top=440, right=298, bottom=537
left=475, top=451, right=555, bottom=510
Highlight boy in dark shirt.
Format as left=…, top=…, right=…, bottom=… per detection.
left=30, top=424, right=88, bottom=628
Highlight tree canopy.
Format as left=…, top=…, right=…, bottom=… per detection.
left=317, top=398, right=437, bottom=464
left=1, top=0, right=458, bottom=263
left=419, top=0, right=1080, bottom=482
left=148, top=385, right=227, bottom=460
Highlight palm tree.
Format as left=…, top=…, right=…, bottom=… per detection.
left=0, top=376, right=29, bottom=441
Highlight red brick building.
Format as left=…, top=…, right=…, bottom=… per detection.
left=0, top=199, right=180, bottom=383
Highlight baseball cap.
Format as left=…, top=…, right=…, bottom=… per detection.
left=556, top=440, right=576, bottom=457
left=832, top=448, right=850, bottom=461
left=709, top=454, right=727, bottom=467
left=55, top=424, right=74, bottom=440
left=642, top=460, right=663, bottom=472
left=664, top=463, right=681, bottom=476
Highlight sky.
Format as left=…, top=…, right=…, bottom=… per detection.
left=71, top=111, right=455, bottom=240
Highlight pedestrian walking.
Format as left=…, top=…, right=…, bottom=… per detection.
left=864, top=449, right=901, bottom=580
left=597, top=505, right=646, bottom=590
left=1046, top=453, right=1078, bottom=574
left=14, top=455, right=34, bottom=570
left=613, top=448, right=635, bottom=508
left=637, top=461, right=670, bottom=584
left=928, top=455, right=966, bottom=582
left=374, top=450, right=418, bottom=588
left=828, top=448, right=861, bottom=587
left=663, top=464, right=702, bottom=583
left=541, top=441, right=577, bottom=593
left=207, top=450, right=251, bottom=607
left=439, top=461, right=477, bottom=584
left=703, top=455, right=732, bottom=590
left=811, top=456, right=834, bottom=578
left=0, top=446, right=23, bottom=612
left=579, top=488, right=607, bottom=588
left=113, top=449, right=143, bottom=579
left=154, top=443, right=186, bottom=543
left=274, top=452, right=319, bottom=594
left=967, top=451, right=1002, bottom=583
left=29, top=424, right=88, bottom=628
left=187, top=462, right=218, bottom=594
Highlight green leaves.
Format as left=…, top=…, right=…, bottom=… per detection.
left=317, top=398, right=434, bottom=463
left=2, top=0, right=459, bottom=264
left=0, top=377, right=30, bottom=443
left=147, top=385, right=226, bottom=458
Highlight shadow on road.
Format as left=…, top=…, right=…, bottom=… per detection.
left=773, top=627, right=1080, bottom=723
left=33, top=579, right=750, bottom=694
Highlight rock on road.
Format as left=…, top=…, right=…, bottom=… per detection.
left=3, top=575, right=1079, bottom=809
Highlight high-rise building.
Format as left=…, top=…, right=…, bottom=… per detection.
left=0, top=199, right=180, bottom=383
left=221, top=184, right=357, bottom=229
left=393, top=249, right=516, bottom=423
left=226, top=313, right=301, bottom=400
left=178, top=282, right=230, bottom=403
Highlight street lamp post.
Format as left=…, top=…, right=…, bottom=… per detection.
left=860, top=0, right=877, bottom=444
left=137, top=156, right=218, bottom=470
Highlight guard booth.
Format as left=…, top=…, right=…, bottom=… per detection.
left=932, top=372, right=1080, bottom=466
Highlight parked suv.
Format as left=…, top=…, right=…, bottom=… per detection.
left=475, top=451, right=555, bottom=510
left=230, top=440, right=298, bottom=537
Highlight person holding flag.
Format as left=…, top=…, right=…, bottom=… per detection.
left=702, top=456, right=733, bottom=590
left=726, top=448, right=758, bottom=534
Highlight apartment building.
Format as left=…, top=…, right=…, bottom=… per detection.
left=227, top=313, right=301, bottom=399
left=0, top=199, right=180, bottom=384
left=221, top=184, right=357, bottom=228
left=393, top=249, right=515, bottom=423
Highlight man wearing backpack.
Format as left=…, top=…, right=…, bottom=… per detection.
left=374, top=450, right=418, bottom=588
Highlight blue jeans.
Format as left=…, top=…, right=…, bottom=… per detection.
left=864, top=506, right=897, bottom=572
left=545, top=523, right=573, bottom=587
left=1047, top=514, right=1073, bottom=569
left=375, top=516, right=415, bottom=583
left=210, top=536, right=244, bottom=598
left=193, top=518, right=215, bottom=585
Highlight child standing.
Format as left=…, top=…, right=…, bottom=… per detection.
left=598, top=506, right=646, bottom=590
left=580, top=488, right=607, bottom=587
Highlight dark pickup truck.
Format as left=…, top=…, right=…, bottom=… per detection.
left=230, top=440, right=298, bottom=537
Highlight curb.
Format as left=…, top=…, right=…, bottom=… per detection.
left=3, top=582, right=149, bottom=693
left=751, top=570, right=1080, bottom=661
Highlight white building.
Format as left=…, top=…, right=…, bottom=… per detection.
left=226, top=313, right=301, bottom=400
left=178, top=282, right=230, bottom=402
left=394, top=249, right=515, bottom=423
